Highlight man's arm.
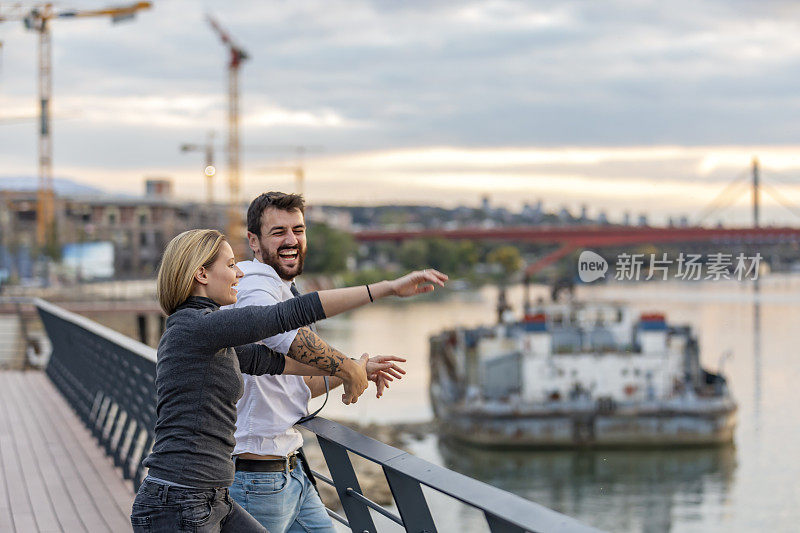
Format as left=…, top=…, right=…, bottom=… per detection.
left=302, top=354, right=407, bottom=398
left=305, top=376, right=343, bottom=398
left=286, top=327, right=349, bottom=376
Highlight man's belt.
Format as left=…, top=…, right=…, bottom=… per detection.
left=235, top=454, right=297, bottom=472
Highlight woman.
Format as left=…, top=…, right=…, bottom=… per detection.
left=130, top=229, right=447, bottom=532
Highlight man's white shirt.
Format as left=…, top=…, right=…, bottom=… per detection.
left=226, top=258, right=311, bottom=457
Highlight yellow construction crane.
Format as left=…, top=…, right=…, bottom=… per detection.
left=0, top=2, right=151, bottom=250
left=255, top=145, right=324, bottom=198
left=180, top=131, right=217, bottom=205
left=207, top=14, right=249, bottom=253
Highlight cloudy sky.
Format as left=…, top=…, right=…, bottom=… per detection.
left=2, top=0, right=800, bottom=224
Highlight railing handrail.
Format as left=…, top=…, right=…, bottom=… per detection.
left=300, top=417, right=600, bottom=533
left=32, top=297, right=157, bottom=362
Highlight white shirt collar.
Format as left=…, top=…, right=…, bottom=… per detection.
left=253, top=256, right=295, bottom=290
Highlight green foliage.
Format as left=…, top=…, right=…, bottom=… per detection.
left=399, top=240, right=429, bottom=270
left=339, top=267, right=396, bottom=286
left=487, top=245, right=522, bottom=277
left=426, top=238, right=459, bottom=273
left=457, top=241, right=480, bottom=267
left=304, top=223, right=356, bottom=274
left=397, top=238, right=481, bottom=275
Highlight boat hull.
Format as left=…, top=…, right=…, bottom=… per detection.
left=436, top=402, right=737, bottom=448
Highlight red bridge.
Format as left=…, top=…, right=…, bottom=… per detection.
left=353, top=225, right=800, bottom=276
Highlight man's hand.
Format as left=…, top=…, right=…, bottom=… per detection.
left=341, top=354, right=369, bottom=405
left=365, top=355, right=406, bottom=398
left=388, top=269, right=448, bottom=297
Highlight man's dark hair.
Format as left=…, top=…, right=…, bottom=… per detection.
left=246, top=191, right=305, bottom=236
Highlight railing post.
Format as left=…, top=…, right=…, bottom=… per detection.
left=92, top=394, right=112, bottom=441
left=105, top=404, right=126, bottom=457
left=114, top=417, right=137, bottom=474
left=383, top=466, right=437, bottom=533
left=317, top=436, right=377, bottom=533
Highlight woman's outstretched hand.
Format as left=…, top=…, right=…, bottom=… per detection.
left=388, top=269, right=448, bottom=297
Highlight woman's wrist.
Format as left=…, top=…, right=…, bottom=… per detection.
left=368, top=280, right=394, bottom=299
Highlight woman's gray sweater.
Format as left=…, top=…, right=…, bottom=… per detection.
left=142, top=294, right=326, bottom=488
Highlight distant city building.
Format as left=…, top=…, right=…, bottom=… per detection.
left=521, top=200, right=543, bottom=221
left=305, top=206, right=353, bottom=231
left=145, top=178, right=173, bottom=198
left=0, top=179, right=227, bottom=280
left=638, top=213, right=649, bottom=226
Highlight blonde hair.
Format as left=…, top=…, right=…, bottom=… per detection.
left=157, top=229, right=227, bottom=315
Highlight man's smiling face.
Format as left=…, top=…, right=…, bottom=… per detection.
left=255, top=207, right=307, bottom=281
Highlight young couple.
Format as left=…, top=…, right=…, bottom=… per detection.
left=130, top=192, right=447, bottom=532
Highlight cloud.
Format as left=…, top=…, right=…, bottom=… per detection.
left=3, top=0, right=800, bottom=223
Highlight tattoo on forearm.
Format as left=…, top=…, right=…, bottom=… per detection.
left=289, top=327, right=346, bottom=375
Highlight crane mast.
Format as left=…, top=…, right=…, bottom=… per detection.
left=37, top=11, right=54, bottom=249
left=1, top=2, right=151, bottom=251
left=207, top=15, right=249, bottom=253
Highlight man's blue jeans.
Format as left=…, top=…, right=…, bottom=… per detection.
left=229, top=459, right=336, bottom=533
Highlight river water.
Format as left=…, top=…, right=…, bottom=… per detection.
left=312, top=276, right=797, bottom=532
left=85, top=276, right=799, bottom=532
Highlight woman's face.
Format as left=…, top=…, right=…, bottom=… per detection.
left=201, top=241, right=243, bottom=306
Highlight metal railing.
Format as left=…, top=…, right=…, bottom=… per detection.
left=28, top=298, right=599, bottom=533
left=300, top=417, right=599, bottom=533
left=35, top=297, right=158, bottom=489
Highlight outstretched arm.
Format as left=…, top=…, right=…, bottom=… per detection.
left=316, top=269, right=448, bottom=317
left=196, top=292, right=326, bottom=352
left=286, top=327, right=368, bottom=404
left=287, top=327, right=348, bottom=376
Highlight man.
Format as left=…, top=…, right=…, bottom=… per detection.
left=228, top=192, right=404, bottom=532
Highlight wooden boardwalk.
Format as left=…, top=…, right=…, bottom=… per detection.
left=0, top=371, right=135, bottom=532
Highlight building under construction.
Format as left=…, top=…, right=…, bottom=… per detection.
left=0, top=178, right=231, bottom=283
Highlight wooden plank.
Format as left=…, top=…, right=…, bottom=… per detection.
left=7, top=372, right=86, bottom=533
left=24, top=372, right=114, bottom=533
left=34, top=372, right=136, bottom=518
left=0, top=372, right=40, bottom=532
left=5, top=372, right=62, bottom=532
left=0, top=375, right=18, bottom=532
left=29, top=394, right=108, bottom=533
left=0, top=370, right=139, bottom=532
left=31, top=372, right=134, bottom=532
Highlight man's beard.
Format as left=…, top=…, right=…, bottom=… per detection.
left=261, top=240, right=306, bottom=281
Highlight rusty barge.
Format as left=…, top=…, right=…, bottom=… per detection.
left=429, top=302, right=737, bottom=447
